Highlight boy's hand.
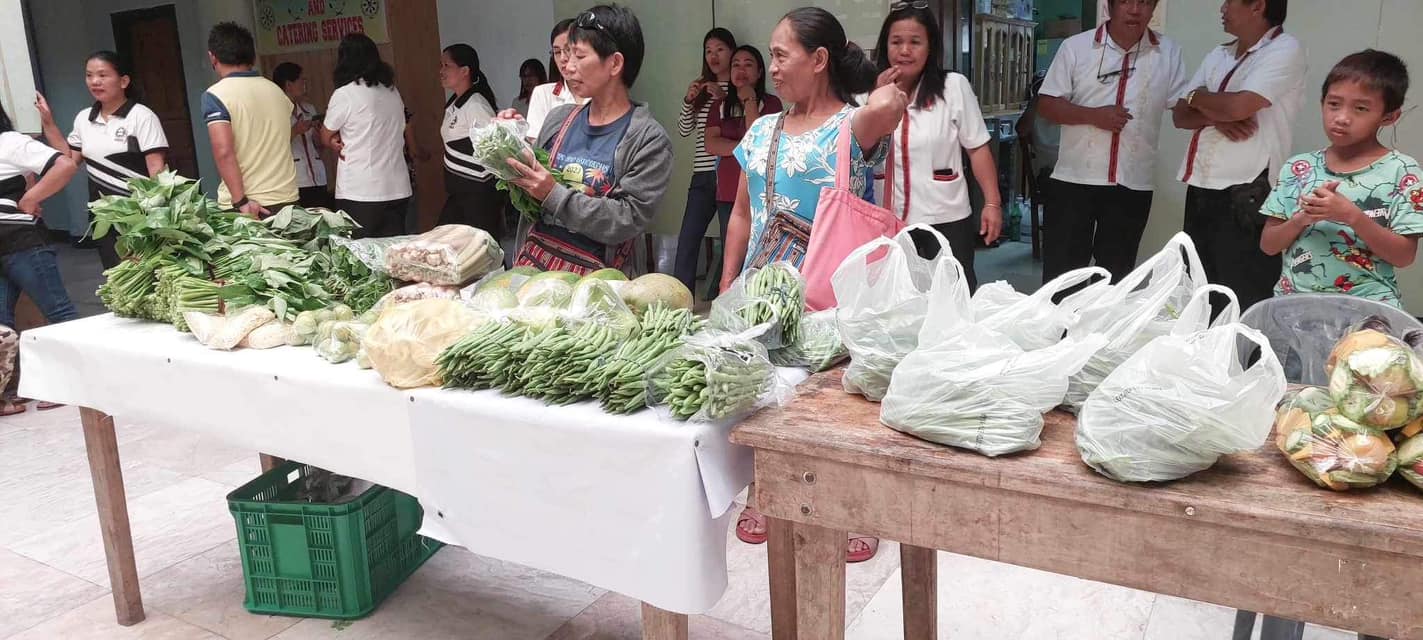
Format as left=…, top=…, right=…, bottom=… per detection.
left=1300, top=181, right=1363, bottom=226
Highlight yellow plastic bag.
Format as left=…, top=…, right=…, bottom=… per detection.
left=364, top=299, right=478, bottom=388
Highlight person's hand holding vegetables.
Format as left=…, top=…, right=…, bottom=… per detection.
left=506, top=149, right=556, bottom=203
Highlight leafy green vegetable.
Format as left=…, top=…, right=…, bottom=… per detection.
left=494, top=147, right=585, bottom=223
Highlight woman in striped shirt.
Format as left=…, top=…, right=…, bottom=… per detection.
left=672, top=27, right=736, bottom=296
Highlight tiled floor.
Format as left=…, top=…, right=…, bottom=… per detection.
left=1, top=243, right=1362, bottom=639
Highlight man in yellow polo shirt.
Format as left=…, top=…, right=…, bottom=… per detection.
left=201, top=22, right=299, bottom=217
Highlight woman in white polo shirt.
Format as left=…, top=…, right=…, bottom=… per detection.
left=35, top=51, right=167, bottom=269
left=872, top=1, right=1001, bottom=290
left=321, top=33, right=412, bottom=239
left=525, top=19, right=583, bottom=141
left=437, top=43, right=505, bottom=238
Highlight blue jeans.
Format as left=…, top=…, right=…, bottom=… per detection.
left=0, top=246, right=79, bottom=329
left=673, top=171, right=723, bottom=294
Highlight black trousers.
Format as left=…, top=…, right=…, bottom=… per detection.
left=1042, top=180, right=1153, bottom=285
left=439, top=179, right=507, bottom=239
left=338, top=198, right=410, bottom=239
left=1184, top=170, right=1279, bottom=312
left=298, top=186, right=334, bottom=210
left=910, top=216, right=980, bottom=292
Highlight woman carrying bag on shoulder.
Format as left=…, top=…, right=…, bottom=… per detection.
left=873, top=1, right=1001, bottom=290
left=499, top=5, right=673, bottom=275
left=723, top=6, right=908, bottom=561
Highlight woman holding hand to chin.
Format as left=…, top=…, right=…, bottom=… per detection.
left=872, top=0, right=1000, bottom=290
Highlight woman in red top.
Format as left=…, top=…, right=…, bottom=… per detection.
left=702, top=45, right=781, bottom=299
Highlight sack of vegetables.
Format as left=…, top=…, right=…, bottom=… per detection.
left=1077, top=286, right=1287, bottom=482
left=1276, top=387, right=1398, bottom=491
left=384, top=225, right=504, bottom=286
left=1325, top=317, right=1423, bottom=431
left=769, top=309, right=849, bottom=373
left=879, top=323, right=1106, bottom=457
left=645, top=329, right=790, bottom=422
left=711, top=262, right=806, bottom=350
left=468, top=119, right=535, bottom=182
left=364, top=299, right=480, bottom=388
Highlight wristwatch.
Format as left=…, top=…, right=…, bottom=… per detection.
left=1186, top=89, right=1200, bottom=106
left=233, top=196, right=250, bottom=209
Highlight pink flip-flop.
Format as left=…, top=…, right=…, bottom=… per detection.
left=847, top=536, right=880, bottom=563
left=736, top=507, right=768, bottom=545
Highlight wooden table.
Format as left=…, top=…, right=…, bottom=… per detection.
left=731, top=371, right=1423, bottom=640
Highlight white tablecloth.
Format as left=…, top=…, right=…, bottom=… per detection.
left=19, top=314, right=801, bottom=613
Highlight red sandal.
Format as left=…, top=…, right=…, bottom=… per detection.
left=847, top=535, right=880, bottom=563
left=736, top=506, right=768, bottom=545
left=0, top=401, right=27, bottom=417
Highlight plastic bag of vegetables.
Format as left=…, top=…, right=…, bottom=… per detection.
left=646, top=329, right=791, bottom=422
left=330, top=235, right=413, bottom=276
left=710, top=262, right=806, bottom=349
left=1076, top=286, right=1287, bottom=482
left=1275, top=387, right=1398, bottom=491
left=832, top=225, right=968, bottom=402
left=1325, top=318, right=1423, bottom=431
left=564, top=278, right=639, bottom=339
left=972, top=267, right=1111, bottom=351
left=769, top=310, right=848, bottom=372
left=384, top=225, right=504, bottom=286
left=1063, top=233, right=1208, bottom=412
left=364, top=299, right=480, bottom=388
left=1396, top=424, right=1423, bottom=492
left=314, top=321, right=368, bottom=364
left=880, top=323, right=1107, bottom=457
left=468, top=119, right=534, bottom=182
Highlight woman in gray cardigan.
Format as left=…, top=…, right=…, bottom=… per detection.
left=503, top=5, right=673, bottom=273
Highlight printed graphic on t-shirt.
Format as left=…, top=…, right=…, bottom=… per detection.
left=555, top=157, right=612, bottom=196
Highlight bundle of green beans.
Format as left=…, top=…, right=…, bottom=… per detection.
left=536, top=322, right=630, bottom=405
left=598, top=305, right=705, bottom=414
left=647, top=335, right=775, bottom=421
left=742, top=263, right=804, bottom=346
left=499, top=326, right=569, bottom=396
left=437, top=322, right=530, bottom=390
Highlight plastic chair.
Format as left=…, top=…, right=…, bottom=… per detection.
left=1235, top=293, right=1413, bottom=640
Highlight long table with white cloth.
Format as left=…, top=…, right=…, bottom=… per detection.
left=19, top=313, right=804, bottom=637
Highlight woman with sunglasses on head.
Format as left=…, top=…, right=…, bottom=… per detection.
left=873, top=1, right=1001, bottom=290
left=671, top=27, right=736, bottom=296
left=698, top=45, right=781, bottom=299
left=722, top=6, right=908, bottom=564
left=35, top=51, right=167, bottom=270
left=435, top=43, right=506, bottom=238
left=501, top=5, right=673, bottom=275
left=1036, top=0, right=1185, bottom=284
left=525, top=19, right=587, bottom=142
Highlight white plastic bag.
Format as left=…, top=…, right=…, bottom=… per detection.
left=833, top=225, right=969, bottom=401
left=1063, top=233, right=1208, bottom=411
left=468, top=119, right=535, bottom=182
left=384, top=225, right=504, bottom=286
left=880, top=323, right=1107, bottom=456
left=1077, top=285, right=1286, bottom=482
left=973, top=267, right=1111, bottom=351
left=710, top=262, right=806, bottom=350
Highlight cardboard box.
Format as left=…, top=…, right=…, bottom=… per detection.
left=1044, top=18, right=1083, bottom=39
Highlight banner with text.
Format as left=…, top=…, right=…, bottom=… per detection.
left=253, top=0, right=390, bottom=55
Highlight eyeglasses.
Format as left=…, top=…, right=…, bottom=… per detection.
left=549, top=47, right=570, bottom=59
left=1097, top=46, right=1138, bottom=84
left=575, top=11, right=607, bottom=33
left=890, top=0, right=930, bottom=9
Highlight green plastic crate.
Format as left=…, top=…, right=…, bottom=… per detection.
left=227, top=462, right=442, bottom=619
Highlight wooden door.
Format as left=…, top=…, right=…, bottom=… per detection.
left=112, top=5, right=199, bottom=179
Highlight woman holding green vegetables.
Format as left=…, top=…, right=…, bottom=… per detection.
left=497, top=5, right=673, bottom=275
left=439, top=43, right=506, bottom=238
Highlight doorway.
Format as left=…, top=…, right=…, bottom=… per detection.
left=112, top=5, right=199, bottom=179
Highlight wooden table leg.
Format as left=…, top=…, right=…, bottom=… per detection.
left=792, top=521, right=846, bottom=640
left=767, top=516, right=799, bottom=640
left=640, top=602, right=688, bottom=640
left=80, top=407, right=145, bottom=626
left=259, top=454, right=286, bottom=472
left=900, top=544, right=938, bottom=640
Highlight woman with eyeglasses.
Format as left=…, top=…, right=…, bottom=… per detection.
left=699, top=46, right=781, bottom=300
left=525, top=19, right=586, bottom=141
left=872, top=1, right=1000, bottom=290
left=721, top=6, right=908, bottom=564
left=671, top=27, right=737, bottom=297
left=436, top=43, right=505, bottom=238
left=499, top=5, right=673, bottom=275
left=1035, top=0, right=1186, bottom=284
left=512, top=59, right=548, bottom=117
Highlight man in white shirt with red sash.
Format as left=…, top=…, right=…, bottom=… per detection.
left=1173, top=0, right=1305, bottom=310
left=1037, top=0, right=1186, bottom=285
